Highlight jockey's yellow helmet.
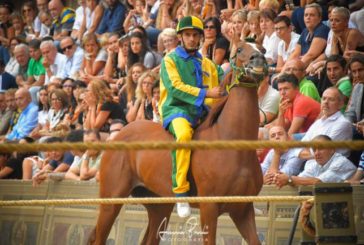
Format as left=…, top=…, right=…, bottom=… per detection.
left=176, top=16, right=204, bottom=34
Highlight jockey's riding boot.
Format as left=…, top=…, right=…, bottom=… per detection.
left=176, top=202, right=191, bottom=218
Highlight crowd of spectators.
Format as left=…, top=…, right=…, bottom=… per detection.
left=0, top=0, right=364, bottom=186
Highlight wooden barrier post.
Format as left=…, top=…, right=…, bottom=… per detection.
left=313, top=183, right=357, bottom=244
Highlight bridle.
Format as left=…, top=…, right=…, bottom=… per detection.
left=227, top=48, right=260, bottom=91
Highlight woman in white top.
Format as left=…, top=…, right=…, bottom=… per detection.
left=79, top=33, right=107, bottom=83
left=274, top=16, right=300, bottom=74
left=78, top=0, right=104, bottom=42
left=260, top=9, right=280, bottom=65
left=29, top=86, right=50, bottom=140
left=22, top=1, right=41, bottom=40
left=4, top=37, right=21, bottom=77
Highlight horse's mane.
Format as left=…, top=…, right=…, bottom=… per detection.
left=197, top=96, right=228, bottom=131
left=197, top=72, right=233, bottom=131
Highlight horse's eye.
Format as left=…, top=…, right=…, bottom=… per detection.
left=237, top=48, right=242, bottom=53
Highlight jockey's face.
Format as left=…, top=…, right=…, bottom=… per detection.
left=179, top=29, right=202, bottom=52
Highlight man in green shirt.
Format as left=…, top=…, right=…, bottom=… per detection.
left=326, top=55, right=352, bottom=111
left=26, top=39, right=46, bottom=103
left=285, top=59, right=321, bottom=102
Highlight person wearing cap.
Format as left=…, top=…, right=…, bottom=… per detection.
left=159, top=16, right=224, bottom=218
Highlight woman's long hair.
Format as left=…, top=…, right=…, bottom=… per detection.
left=38, top=85, right=49, bottom=111
left=125, top=63, right=146, bottom=102
left=135, top=70, right=159, bottom=101
left=89, top=79, right=114, bottom=104
left=127, top=32, right=150, bottom=68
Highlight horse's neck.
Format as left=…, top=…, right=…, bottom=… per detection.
left=217, top=87, right=259, bottom=140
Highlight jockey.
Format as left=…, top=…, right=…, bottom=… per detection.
left=159, top=16, right=224, bottom=218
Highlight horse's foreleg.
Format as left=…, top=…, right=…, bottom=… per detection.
left=94, top=155, right=133, bottom=245
left=141, top=204, right=174, bottom=245
left=229, top=203, right=261, bottom=245
left=199, top=203, right=219, bottom=245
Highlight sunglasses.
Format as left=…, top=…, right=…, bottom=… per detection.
left=61, top=44, right=73, bottom=52
left=204, top=25, right=216, bottom=30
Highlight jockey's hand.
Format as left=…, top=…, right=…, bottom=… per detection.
left=206, top=86, right=224, bottom=98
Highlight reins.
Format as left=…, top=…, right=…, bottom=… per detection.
left=227, top=53, right=259, bottom=92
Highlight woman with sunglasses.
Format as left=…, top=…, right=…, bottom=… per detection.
left=22, top=1, right=41, bottom=41
left=201, top=17, right=229, bottom=65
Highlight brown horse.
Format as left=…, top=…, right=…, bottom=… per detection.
left=89, top=42, right=263, bottom=245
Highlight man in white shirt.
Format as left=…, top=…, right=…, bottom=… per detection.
left=40, top=40, right=67, bottom=84
left=275, top=135, right=356, bottom=188
left=296, top=87, right=352, bottom=158
left=59, top=37, right=84, bottom=79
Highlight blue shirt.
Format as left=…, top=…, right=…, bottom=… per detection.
left=261, top=149, right=305, bottom=176
left=61, top=47, right=84, bottom=78
left=6, top=102, right=38, bottom=141
left=0, top=45, right=10, bottom=64
left=96, top=2, right=126, bottom=34
left=50, top=152, right=74, bottom=169
left=298, top=22, right=330, bottom=55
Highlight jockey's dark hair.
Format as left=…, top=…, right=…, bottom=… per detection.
left=276, top=73, right=299, bottom=88
left=273, top=16, right=291, bottom=26
left=326, top=55, right=346, bottom=69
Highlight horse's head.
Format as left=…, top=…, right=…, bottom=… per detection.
left=228, top=45, right=267, bottom=90
left=234, top=40, right=261, bottom=67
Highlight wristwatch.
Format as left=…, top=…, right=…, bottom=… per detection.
left=288, top=176, right=293, bottom=185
